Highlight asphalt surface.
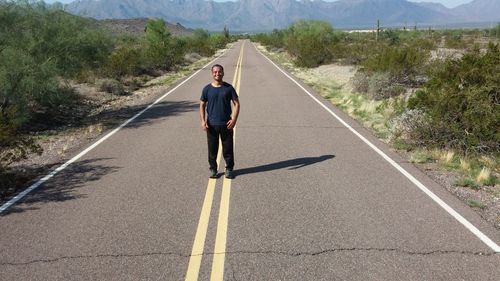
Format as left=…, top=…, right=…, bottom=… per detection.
left=1, top=40, right=499, bottom=280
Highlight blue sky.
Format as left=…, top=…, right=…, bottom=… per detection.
left=44, top=0, right=474, bottom=9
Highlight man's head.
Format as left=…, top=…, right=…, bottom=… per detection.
left=211, top=64, right=224, bottom=83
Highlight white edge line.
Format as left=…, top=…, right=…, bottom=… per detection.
left=254, top=44, right=500, bottom=253
left=0, top=53, right=227, bottom=214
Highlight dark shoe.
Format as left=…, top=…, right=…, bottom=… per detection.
left=225, top=169, right=234, bottom=179
left=209, top=168, right=218, bottom=178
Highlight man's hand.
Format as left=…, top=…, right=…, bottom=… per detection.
left=200, top=101, right=208, bottom=131
left=226, top=119, right=237, bottom=130
left=201, top=121, right=209, bottom=131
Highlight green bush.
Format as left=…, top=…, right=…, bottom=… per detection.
left=210, top=32, right=230, bottom=50
left=0, top=46, right=60, bottom=123
left=0, top=1, right=113, bottom=120
left=105, top=45, right=143, bottom=78
left=284, top=20, right=337, bottom=67
left=143, top=18, right=186, bottom=70
left=252, top=29, right=286, bottom=50
left=444, top=30, right=467, bottom=49
left=187, top=29, right=215, bottom=57
left=362, top=45, right=429, bottom=86
left=408, top=43, right=500, bottom=153
left=0, top=1, right=112, bottom=193
left=331, top=41, right=373, bottom=65
left=382, top=29, right=401, bottom=45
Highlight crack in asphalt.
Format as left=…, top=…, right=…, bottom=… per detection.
left=219, top=248, right=498, bottom=257
left=221, top=248, right=498, bottom=281
left=0, top=251, right=188, bottom=266
left=2, top=248, right=497, bottom=267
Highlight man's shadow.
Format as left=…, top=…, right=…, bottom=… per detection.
left=234, top=155, right=335, bottom=177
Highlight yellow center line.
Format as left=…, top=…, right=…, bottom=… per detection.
left=210, top=42, right=244, bottom=281
left=185, top=148, right=222, bottom=281
left=185, top=41, right=245, bottom=281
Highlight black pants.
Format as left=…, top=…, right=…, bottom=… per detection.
left=207, top=125, right=234, bottom=171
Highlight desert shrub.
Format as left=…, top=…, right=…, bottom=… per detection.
left=389, top=109, right=433, bottom=148
left=362, top=45, right=429, bottom=86
left=97, top=78, right=126, bottom=95
left=0, top=1, right=113, bottom=120
left=411, top=38, right=437, bottom=51
left=444, top=30, right=467, bottom=49
left=0, top=1, right=114, bottom=191
left=0, top=46, right=61, bottom=123
left=367, top=72, right=405, bottom=100
left=351, top=71, right=370, bottom=93
left=352, top=70, right=404, bottom=100
left=13, top=5, right=112, bottom=77
left=284, top=20, right=337, bottom=67
left=105, top=45, right=143, bottom=78
left=331, top=41, right=380, bottom=65
left=489, top=23, right=500, bottom=40
left=408, top=43, right=500, bottom=153
left=210, top=31, right=232, bottom=50
left=252, top=29, right=286, bottom=50
left=187, top=28, right=215, bottom=57
left=143, top=18, right=186, bottom=70
left=382, top=29, right=401, bottom=45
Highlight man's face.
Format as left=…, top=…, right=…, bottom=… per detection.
left=212, top=66, right=224, bottom=82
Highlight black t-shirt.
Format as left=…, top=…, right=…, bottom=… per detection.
left=201, top=82, right=238, bottom=126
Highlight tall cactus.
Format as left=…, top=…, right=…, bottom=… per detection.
left=376, top=19, right=380, bottom=41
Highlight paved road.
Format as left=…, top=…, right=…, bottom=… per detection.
left=1, top=40, right=499, bottom=280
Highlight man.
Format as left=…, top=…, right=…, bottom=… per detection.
left=200, top=64, right=240, bottom=179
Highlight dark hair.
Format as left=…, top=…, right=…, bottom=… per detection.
left=211, top=64, right=224, bottom=72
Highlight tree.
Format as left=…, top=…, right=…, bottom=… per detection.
left=284, top=20, right=337, bottom=67
left=144, top=18, right=184, bottom=70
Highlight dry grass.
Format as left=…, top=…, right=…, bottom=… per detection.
left=459, top=158, right=471, bottom=172
left=477, top=167, right=492, bottom=185
left=86, top=123, right=104, bottom=135
left=359, top=100, right=378, bottom=114
left=440, top=151, right=455, bottom=164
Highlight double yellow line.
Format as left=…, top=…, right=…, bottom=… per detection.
left=185, top=42, right=244, bottom=281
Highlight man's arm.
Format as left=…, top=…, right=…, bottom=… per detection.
left=227, top=98, right=240, bottom=130
left=200, top=100, right=208, bottom=130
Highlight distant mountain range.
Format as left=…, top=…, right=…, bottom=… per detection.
left=62, top=0, right=500, bottom=31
